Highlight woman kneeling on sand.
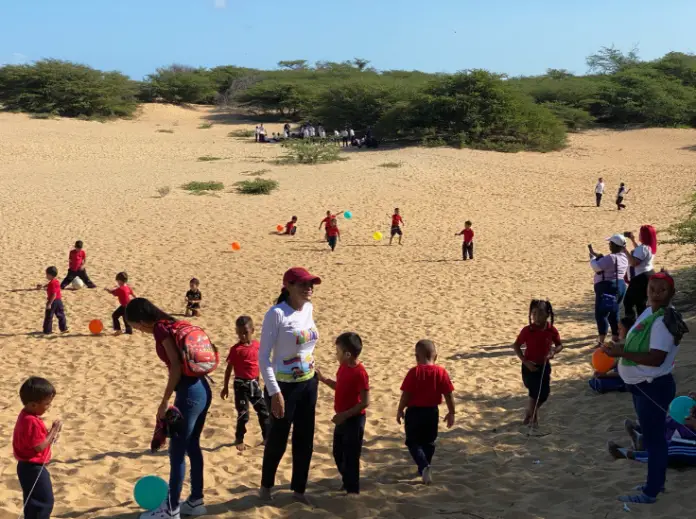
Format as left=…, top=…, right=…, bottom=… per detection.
left=126, top=298, right=213, bottom=519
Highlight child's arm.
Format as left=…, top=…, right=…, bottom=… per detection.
left=220, top=363, right=233, bottom=399
left=46, top=294, right=56, bottom=309
left=315, top=368, right=336, bottom=389
left=34, top=421, right=62, bottom=452
left=514, top=342, right=537, bottom=371
left=333, top=390, right=369, bottom=425
left=443, top=392, right=455, bottom=428
left=396, top=391, right=409, bottom=424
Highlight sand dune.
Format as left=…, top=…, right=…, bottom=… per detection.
left=1, top=105, right=695, bottom=519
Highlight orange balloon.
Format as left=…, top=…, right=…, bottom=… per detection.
left=276, top=225, right=284, bottom=232
left=89, top=319, right=103, bottom=335
left=592, top=348, right=615, bottom=373
left=231, top=241, right=241, bottom=251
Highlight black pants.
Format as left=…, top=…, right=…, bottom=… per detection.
left=17, top=462, right=53, bottom=519
left=261, top=376, right=318, bottom=493
left=234, top=378, right=270, bottom=443
left=404, top=407, right=438, bottom=475
left=342, top=137, right=349, bottom=147
left=596, top=193, right=603, bottom=207
left=333, top=414, right=365, bottom=494
left=521, top=362, right=551, bottom=405
left=624, top=271, right=652, bottom=320
left=111, top=305, right=132, bottom=333
left=60, top=269, right=95, bottom=289
left=616, top=196, right=626, bottom=210
left=328, top=236, right=338, bottom=251
left=462, top=242, right=474, bottom=260
left=43, top=300, right=67, bottom=334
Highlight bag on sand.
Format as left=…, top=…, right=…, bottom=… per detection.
left=170, top=321, right=219, bottom=377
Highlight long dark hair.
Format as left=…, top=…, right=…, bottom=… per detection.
left=125, top=298, right=175, bottom=324
left=276, top=288, right=290, bottom=305
left=529, top=299, right=555, bottom=327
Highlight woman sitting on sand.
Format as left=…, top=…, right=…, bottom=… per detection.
left=624, top=225, right=657, bottom=320
left=126, top=298, right=213, bottom=519
left=258, top=267, right=321, bottom=504
left=602, top=272, right=689, bottom=504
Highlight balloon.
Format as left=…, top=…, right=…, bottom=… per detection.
left=669, top=396, right=696, bottom=425
left=88, top=319, right=103, bottom=335
left=231, top=242, right=241, bottom=251
left=134, top=475, right=168, bottom=510
left=372, top=232, right=383, bottom=241
left=344, top=211, right=353, bottom=220
left=591, top=349, right=615, bottom=374
left=71, top=277, right=85, bottom=289
left=276, top=225, right=284, bottom=232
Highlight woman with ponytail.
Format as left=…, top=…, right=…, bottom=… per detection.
left=624, top=225, right=658, bottom=319
left=258, top=267, right=321, bottom=503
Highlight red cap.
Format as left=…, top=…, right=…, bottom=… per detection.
left=283, top=267, right=322, bottom=286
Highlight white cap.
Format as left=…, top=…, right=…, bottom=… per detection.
left=607, top=234, right=627, bottom=247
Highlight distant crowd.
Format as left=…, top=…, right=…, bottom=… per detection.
left=254, top=123, right=378, bottom=148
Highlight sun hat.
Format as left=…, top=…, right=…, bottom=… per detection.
left=607, top=234, right=627, bottom=247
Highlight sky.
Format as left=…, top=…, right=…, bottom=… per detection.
left=1, top=0, right=696, bottom=79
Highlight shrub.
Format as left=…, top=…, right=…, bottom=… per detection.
left=379, top=161, right=403, bottom=168
left=228, top=129, right=256, bottom=138
left=243, top=169, right=270, bottom=176
left=157, top=186, right=171, bottom=197
left=277, top=140, right=345, bottom=164
left=198, top=155, right=222, bottom=161
left=235, top=178, right=279, bottom=195
left=542, top=102, right=595, bottom=131
left=669, top=190, right=696, bottom=246
left=198, top=122, right=213, bottom=129
left=141, top=65, right=217, bottom=104
left=157, top=129, right=174, bottom=133
left=181, top=181, right=224, bottom=193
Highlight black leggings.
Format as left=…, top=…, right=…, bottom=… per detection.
left=112, top=305, right=132, bottom=333
left=624, top=271, right=653, bottom=319
left=60, top=269, right=95, bottom=289
left=17, top=462, right=53, bottom=519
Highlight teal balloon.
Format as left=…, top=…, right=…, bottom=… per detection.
left=134, top=475, right=168, bottom=510
left=669, top=396, right=695, bottom=425
left=344, top=211, right=353, bottom=219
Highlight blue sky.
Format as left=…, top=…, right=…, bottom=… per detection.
left=2, top=0, right=695, bottom=79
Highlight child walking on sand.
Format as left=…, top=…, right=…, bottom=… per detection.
left=326, top=218, right=341, bottom=252
left=14, top=377, right=62, bottom=519
left=455, top=221, right=474, bottom=260
left=397, top=340, right=455, bottom=485
left=389, top=208, right=405, bottom=245
left=317, top=332, right=370, bottom=494
left=39, top=267, right=68, bottom=335
left=185, top=278, right=202, bottom=317
left=512, top=300, right=563, bottom=427
left=105, top=272, right=135, bottom=335
left=60, top=240, right=96, bottom=289
left=616, top=182, right=630, bottom=210
left=319, top=210, right=344, bottom=241
left=220, top=316, right=270, bottom=451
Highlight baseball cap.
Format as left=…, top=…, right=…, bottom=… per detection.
left=283, top=267, right=322, bottom=286
left=607, top=234, right=627, bottom=247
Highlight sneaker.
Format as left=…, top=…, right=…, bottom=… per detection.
left=422, top=466, right=433, bottom=485
left=180, top=498, right=207, bottom=516
left=139, top=503, right=180, bottom=519
left=624, top=420, right=643, bottom=450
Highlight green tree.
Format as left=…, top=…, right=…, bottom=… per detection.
left=277, top=60, right=308, bottom=71
left=143, top=65, right=217, bottom=104
left=586, top=45, right=640, bottom=74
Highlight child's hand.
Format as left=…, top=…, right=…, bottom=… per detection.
left=104, top=288, right=111, bottom=293
left=443, top=412, right=455, bottom=429
left=396, top=409, right=405, bottom=425
left=46, top=303, right=51, bottom=310
left=332, top=412, right=347, bottom=425
left=523, top=360, right=537, bottom=372
left=220, top=387, right=229, bottom=400
left=36, top=284, right=43, bottom=290
left=315, top=368, right=325, bottom=383
left=51, top=420, right=63, bottom=433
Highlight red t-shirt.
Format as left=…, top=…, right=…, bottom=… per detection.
left=334, top=363, right=370, bottom=414
left=462, top=229, right=474, bottom=243
left=326, top=224, right=340, bottom=238
left=322, top=215, right=335, bottom=228
left=391, top=214, right=403, bottom=227
left=68, top=249, right=86, bottom=271
left=285, top=221, right=296, bottom=233
left=111, top=285, right=134, bottom=307
left=226, top=340, right=260, bottom=380
left=515, top=324, right=561, bottom=364
left=13, top=410, right=51, bottom=464
left=46, top=278, right=61, bottom=301
left=154, top=320, right=181, bottom=368
left=400, top=364, right=454, bottom=408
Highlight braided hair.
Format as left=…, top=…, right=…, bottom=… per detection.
left=528, top=299, right=555, bottom=327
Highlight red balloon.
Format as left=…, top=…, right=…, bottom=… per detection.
left=276, top=225, right=284, bottom=232
left=89, top=319, right=103, bottom=335
left=592, top=349, right=615, bottom=373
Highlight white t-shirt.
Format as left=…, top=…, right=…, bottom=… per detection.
left=259, top=301, right=318, bottom=396
left=595, top=182, right=605, bottom=194
left=341, top=130, right=348, bottom=137
left=349, top=129, right=355, bottom=137
left=631, top=245, right=654, bottom=276
left=618, top=307, right=677, bottom=385
left=618, top=186, right=627, bottom=197
left=259, top=126, right=266, bottom=135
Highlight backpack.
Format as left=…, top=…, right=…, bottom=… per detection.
left=170, top=321, right=219, bottom=377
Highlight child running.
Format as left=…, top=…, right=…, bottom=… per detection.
left=326, top=217, right=341, bottom=252
left=14, top=377, right=62, bottom=519
left=39, top=266, right=68, bottom=335
left=455, top=220, right=475, bottom=261
left=616, top=182, right=630, bottom=211
left=512, top=300, right=563, bottom=427
left=389, top=208, right=405, bottom=245
left=317, top=332, right=370, bottom=494
left=319, top=210, right=344, bottom=240
left=59, top=240, right=96, bottom=289
left=285, top=216, right=298, bottom=236
left=185, top=278, right=202, bottom=317
left=105, top=272, right=136, bottom=335
left=220, top=316, right=270, bottom=451
left=397, top=339, right=455, bottom=485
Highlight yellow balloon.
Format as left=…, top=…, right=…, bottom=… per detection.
left=373, top=232, right=383, bottom=241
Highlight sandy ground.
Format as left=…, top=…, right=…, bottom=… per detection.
left=1, top=105, right=696, bottom=519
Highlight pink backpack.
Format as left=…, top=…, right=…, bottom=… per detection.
left=170, top=321, right=219, bottom=377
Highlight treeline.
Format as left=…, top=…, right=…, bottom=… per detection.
left=2, top=48, right=696, bottom=152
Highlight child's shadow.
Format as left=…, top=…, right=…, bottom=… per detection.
left=8, top=288, right=42, bottom=293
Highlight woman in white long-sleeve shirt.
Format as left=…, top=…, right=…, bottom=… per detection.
left=259, top=267, right=321, bottom=503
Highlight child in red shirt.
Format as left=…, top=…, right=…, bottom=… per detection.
left=285, top=216, right=298, bottom=236
left=39, top=266, right=68, bottom=335
left=59, top=240, right=96, bottom=289
left=389, top=208, right=405, bottom=246
left=13, top=377, right=62, bottom=519
left=512, top=299, right=563, bottom=427
left=319, top=210, right=344, bottom=241
left=220, top=316, right=270, bottom=451
left=105, top=272, right=136, bottom=335
left=326, top=218, right=341, bottom=252
left=397, top=339, right=455, bottom=485
left=317, top=332, right=370, bottom=494
left=455, top=220, right=475, bottom=260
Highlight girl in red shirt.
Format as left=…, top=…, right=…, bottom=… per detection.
left=512, top=300, right=563, bottom=428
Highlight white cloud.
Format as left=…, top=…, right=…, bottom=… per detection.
left=214, top=0, right=226, bottom=8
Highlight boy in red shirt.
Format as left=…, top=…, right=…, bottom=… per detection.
left=317, top=332, right=370, bottom=494
left=512, top=299, right=563, bottom=427
left=220, top=316, right=270, bottom=451
left=319, top=210, right=344, bottom=241
left=455, top=220, right=475, bottom=260
left=13, top=377, right=62, bottom=519
left=105, top=272, right=136, bottom=335
left=39, top=266, right=68, bottom=335
left=397, top=339, right=455, bottom=485
left=285, top=216, right=298, bottom=236
left=389, top=208, right=405, bottom=245
left=60, top=240, right=96, bottom=289
left=326, top=218, right=340, bottom=252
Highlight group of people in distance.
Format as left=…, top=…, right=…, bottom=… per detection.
left=595, top=177, right=630, bottom=210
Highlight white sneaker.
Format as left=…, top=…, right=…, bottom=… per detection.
left=139, top=503, right=180, bottom=519
left=422, top=466, right=433, bottom=485
left=180, top=498, right=207, bottom=516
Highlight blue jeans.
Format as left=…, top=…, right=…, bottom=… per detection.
left=629, top=374, right=676, bottom=498
left=169, top=377, right=212, bottom=509
left=594, top=280, right=626, bottom=337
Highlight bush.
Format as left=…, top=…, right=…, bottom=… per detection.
left=277, top=140, right=345, bottom=164
left=141, top=65, right=217, bottom=104
left=0, top=60, right=139, bottom=118
left=243, top=169, right=270, bottom=176
left=198, top=155, right=222, bottom=161
left=228, top=129, right=256, bottom=138
left=157, top=186, right=171, bottom=197
left=379, top=161, right=403, bottom=168
left=669, top=190, right=696, bottom=246
left=542, top=102, right=595, bottom=131
left=181, top=181, right=224, bottom=193
left=198, top=122, right=213, bottom=129
left=235, top=178, right=279, bottom=195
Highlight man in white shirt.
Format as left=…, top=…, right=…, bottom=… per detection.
left=595, top=177, right=605, bottom=207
